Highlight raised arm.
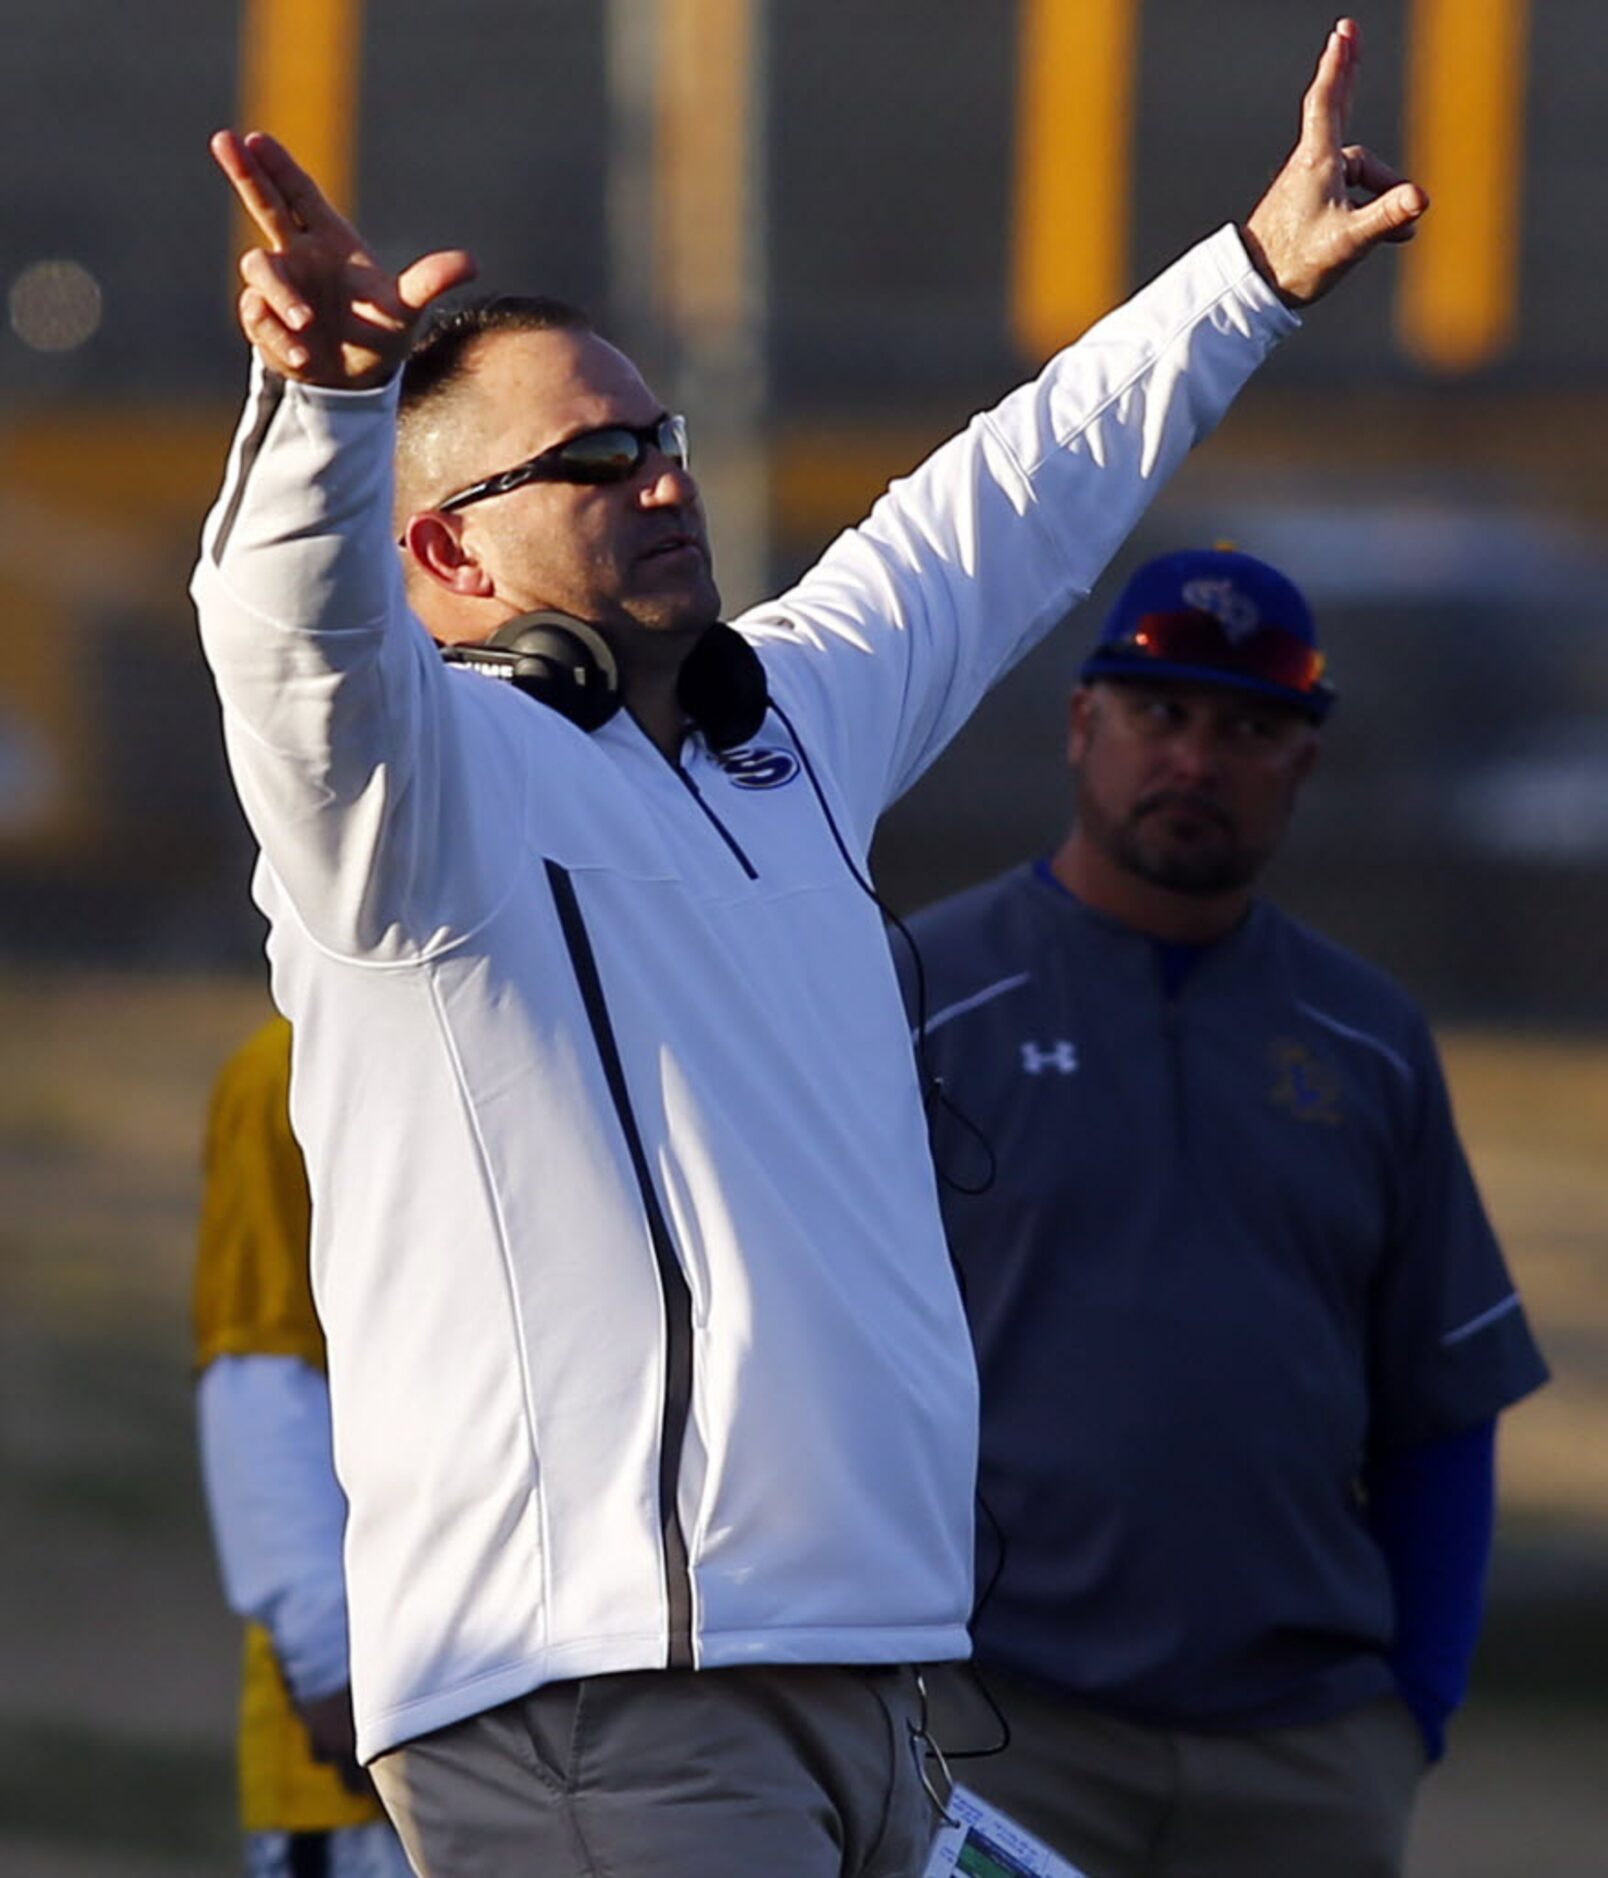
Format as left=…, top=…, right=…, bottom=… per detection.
left=211, top=129, right=475, bottom=386
left=194, top=139, right=513, bottom=959
left=742, top=18, right=1427, bottom=841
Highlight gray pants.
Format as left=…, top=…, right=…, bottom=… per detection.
left=926, top=1665, right=1426, bottom=1878
left=370, top=1663, right=937, bottom=1878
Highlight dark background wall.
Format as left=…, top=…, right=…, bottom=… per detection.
left=0, top=0, right=1604, bottom=1021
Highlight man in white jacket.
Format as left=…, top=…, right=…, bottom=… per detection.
left=195, top=20, right=1424, bottom=1876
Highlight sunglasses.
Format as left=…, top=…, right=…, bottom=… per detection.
left=436, top=414, right=691, bottom=514
left=1111, top=609, right=1328, bottom=694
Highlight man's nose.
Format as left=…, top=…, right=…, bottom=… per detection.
left=1165, top=719, right=1225, bottom=782
left=638, top=454, right=698, bottom=507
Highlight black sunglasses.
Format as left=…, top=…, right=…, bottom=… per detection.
left=435, top=414, right=690, bottom=514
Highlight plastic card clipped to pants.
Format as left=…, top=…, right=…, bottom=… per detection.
left=922, top=1782, right=1092, bottom=1878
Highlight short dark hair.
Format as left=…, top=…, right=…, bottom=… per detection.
left=400, top=294, right=595, bottom=419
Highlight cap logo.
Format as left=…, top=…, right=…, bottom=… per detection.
left=1179, top=576, right=1260, bottom=642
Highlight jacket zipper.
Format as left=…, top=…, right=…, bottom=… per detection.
left=1158, top=961, right=1187, bottom=1160
left=545, top=860, right=696, bottom=1668
left=673, top=761, right=759, bottom=880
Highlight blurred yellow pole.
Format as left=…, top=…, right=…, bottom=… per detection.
left=656, top=0, right=756, bottom=338
left=235, top=0, right=365, bottom=227
left=1012, top=0, right=1138, bottom=360
left=652, top=0, right=770, bottom=615
left=1397, top=0, right=1529, bottom=373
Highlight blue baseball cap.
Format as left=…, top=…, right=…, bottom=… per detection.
left=1080, top=548, right=1335, bottom=721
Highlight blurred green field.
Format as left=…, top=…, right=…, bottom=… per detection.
left=0, top=969, right=1603, bottom=1874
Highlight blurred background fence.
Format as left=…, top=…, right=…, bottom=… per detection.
left=1, top=3, right=1604, bottom=1872
left=1, top=0, right=1606, bottom=1012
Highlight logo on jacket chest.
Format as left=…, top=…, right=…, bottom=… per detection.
left=712, top=746, right=800, bottom=790
left=1267, top=1037, right=1343, bottom=1125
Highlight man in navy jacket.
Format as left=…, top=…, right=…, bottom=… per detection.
left=909, top=548, right=1547, bottom=1878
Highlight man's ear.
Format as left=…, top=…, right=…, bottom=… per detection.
left=1067, top=685, right=1096, bottom=769
left=1292, top=726, right=1321, bottom=785
left=401, top=512, right=494, bottom=598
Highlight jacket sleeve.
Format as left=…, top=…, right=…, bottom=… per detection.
left=1364, top=1419, right=1498, bottom=1762
left=1369, top=1015, right=1549, bottom=1446
left=738, top=226, right=1298, bottom=853
left=197, top=1353, right=353, bottom=1704
left=190, top=362, right=524, bottom=960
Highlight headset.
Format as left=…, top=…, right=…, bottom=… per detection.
left=441, top=605, right=990, bottom=1180
left=444, top=610, right=993, bottom=1192
left=441, top=611, right=769, bottom=751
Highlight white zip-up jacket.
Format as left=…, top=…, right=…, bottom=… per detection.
left=193, top=227, right=1295, bottom=1762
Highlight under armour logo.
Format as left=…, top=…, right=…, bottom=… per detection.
left=1021, top=1040, right=1079, bottom=1075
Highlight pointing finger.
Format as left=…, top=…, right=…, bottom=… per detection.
left=211, top=129, right=301, bottom=251
left=242, top=131, right=362, bottom=245
left=1331, top=18, right=1361, bottom=138
left=1300, top=18, right=1358, bottom=156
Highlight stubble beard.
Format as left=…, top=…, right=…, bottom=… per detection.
left=1088, top=792, right=1267, bottom=898
left=621, top=545, right=723, bottom=640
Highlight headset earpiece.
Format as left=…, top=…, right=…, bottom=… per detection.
left=443, top=612, right=621, bottom=731
left=676, top=622, right=770, bottom=751
left=443, top=612, right=768, bottom=749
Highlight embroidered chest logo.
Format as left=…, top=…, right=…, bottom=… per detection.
left=1021, top=1039, right=1079, bottom=1076
left=1268, top=1038, right=1343, bottom=1126
left=712, top=746, right=800, bottom=790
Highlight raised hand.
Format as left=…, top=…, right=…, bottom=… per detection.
left=1241, top=17, right=1428, bottom=307
left=212, top=130, right=477, bottom=388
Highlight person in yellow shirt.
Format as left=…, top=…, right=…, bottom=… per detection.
left=194, top=1016, right=413, bottom=1878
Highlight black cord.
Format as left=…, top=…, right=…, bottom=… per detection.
left=944, top=1493, right=1012, bottom=1760
left=766, top=699, right=996, bottom=1196
left=943, top=1662, right=1014, bottom=1763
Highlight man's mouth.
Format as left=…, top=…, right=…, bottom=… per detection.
left=640, top=532, right=702, bottom=563
left=1138, top=794, right=1231, bottom=833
